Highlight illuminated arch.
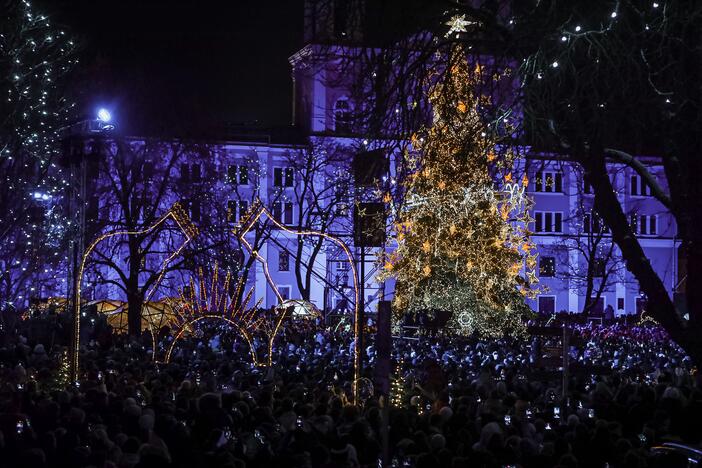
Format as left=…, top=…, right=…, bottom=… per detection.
left=235, top=199, right=362, bottom=402
left=72, top=202, right=198, bottom=381
left=165, top=315, right=258, bottom=365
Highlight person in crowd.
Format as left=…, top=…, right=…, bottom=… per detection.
left=0, top=313, right=697, bottom=467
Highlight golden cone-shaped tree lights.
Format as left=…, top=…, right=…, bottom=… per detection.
left=381, top=47, right=540, bottom=336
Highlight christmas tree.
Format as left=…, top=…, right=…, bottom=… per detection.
left=382, top=47, right=539, bottom=337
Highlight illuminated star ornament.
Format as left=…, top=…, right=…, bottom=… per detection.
left=445, top=14, right=478, bottom=38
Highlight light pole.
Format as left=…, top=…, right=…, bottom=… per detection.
left=61, top=108, right=114, bottom=382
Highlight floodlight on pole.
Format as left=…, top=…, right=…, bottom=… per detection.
left=97, top=108, right=112, bottom=123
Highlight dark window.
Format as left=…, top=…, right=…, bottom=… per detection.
left=630, top=214, right=638, bottom=233
left=555, top=173, right=563, bottom=192
left=278, top=250, right=290, bottom=271
left=589, top=297, right=605, bottom=315
left=190, top=200, right=201, bottom=222
left=539, top=256, right=556, bottom=277
left=535, top=212, right=543, bottom=232
left=544, top=212, right=553, bottom=232
left=630, top=175, right=638, bottom=195
left=239, top=200, right=249, bottom=221
left=284, top=202, right=294, bottom=224
left=191, top=164, right=201, bottom=182
left=335, top=99, right=352, bottom=133
left=593, top=258, right=606, bottom=277
left=143, top=162, right=154, bottom=179
left=228, top=165, right=237, bottom=184
left=239, top=166, right=249, bottom=185
left=273, top=167, right=293, bottom=187
left=227, top=200, right=237, bottom=222
left=181, top=164, right=190, bottom=183
left=649, top=215, right=657, bottom=235
left=617, top=297, right=624, bottom=310
left=538, top=296, right=555, bottom=314
left=278, top=286, right=291, bottom=301
left=273, top=202, right=282, bottom=222
left=584, top=213, right=591, bottom=234
left=584, top=179, right=592, bottom=194
left=554, top=212, right=563, bottom=232
left=535, top=171, right=543, bottom=192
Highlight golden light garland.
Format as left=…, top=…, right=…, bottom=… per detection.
left=72, top=202, right=198, bottom=381
left=381, top=46, right=541, bottom=337
left=235, top=199, right=362, bottom=403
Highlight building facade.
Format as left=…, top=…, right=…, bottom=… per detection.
left=13, top=4, right=679, bottom=320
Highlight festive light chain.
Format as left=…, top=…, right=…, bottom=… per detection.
left=72, top=202, right=197, bottom=381
left=235, top=199, right=362, bottom=404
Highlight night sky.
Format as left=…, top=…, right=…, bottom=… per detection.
left=46, top=0, right=305, bottom=136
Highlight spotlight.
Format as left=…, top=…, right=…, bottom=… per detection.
left=97, top=108, right=112, bottom=123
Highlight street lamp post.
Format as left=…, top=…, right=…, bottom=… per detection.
left=61, top=109, right=113, bottom=382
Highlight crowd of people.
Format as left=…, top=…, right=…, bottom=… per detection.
left=0, top=310, right=699, bottom=467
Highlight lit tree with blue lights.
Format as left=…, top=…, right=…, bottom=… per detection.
left=0, top=0, right=78, bottom=307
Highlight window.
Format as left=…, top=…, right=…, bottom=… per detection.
left=273, top=201, right=294, bottom=225
left=617, top=297, right=624, bottom=310
left=584, top=212, right=609, bottom=234
left=584, top=178, right=593, bottom=194
left=238, top=200, right=249, bottom=221
left=630, top=214, right=658, bottom=236
left=191, top=164, right=201, bottom=182
left=334, top=98, right=352, bottom=133
left=534, top=171, right=563, bottom=193
left=630, top=174, right=651, bottom=196
left=190, top=199, right=201, bottom=222
left=538, top=296, right=556, bottom=314
left=273, top=167, right=294, bottom=187
left=180, top=164, right=190, bottom=183
left=228, top=165, right=249, bottom=185
left=539, top=256, right=556, bottom=277
left=593, top=258, right=606, bottom=277
left=589, top=297, right=605, bottom=315
left=534, top=211, right=563, bottom=233
left=226, top=200, right=248, bottom=223
left=336, top=261, right=349, bottom=271
left=278, top=285, right=291, bottom=301
left=228, top=200, right=249, bottom=223
left=227, top=200, right=237, bottom=222
left=278, top=250, right=290, bottom=271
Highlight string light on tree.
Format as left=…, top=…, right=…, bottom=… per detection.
left=381, top=46, right=541, bottom=337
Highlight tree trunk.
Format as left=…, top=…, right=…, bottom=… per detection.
left=584, top=150, right=690, bottom=343
left=127, top=239, right=143, bottom=338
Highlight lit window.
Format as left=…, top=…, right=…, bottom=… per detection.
left=539, top=256, right=556, bottom=277
left=534, top=171, right=563, bottom=193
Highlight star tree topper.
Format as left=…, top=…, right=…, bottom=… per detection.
left=445, top=14, right=478, bottom=38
